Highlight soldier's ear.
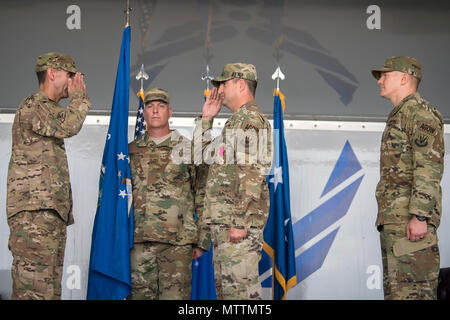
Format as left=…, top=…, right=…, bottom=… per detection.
left=46, top=68, right=56, bottom=81
left=400, top=73, right=409, bottom=86
left=238, top=78, right=246, bottom=93
left=168, top=106, right=173, bottom=118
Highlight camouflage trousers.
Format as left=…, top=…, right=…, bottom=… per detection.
left=211, top=224, right=263, bottom=300
left=380, top=224, right=440, bottom=300
left=127, top=242, right=193, bottom=300
left=7, top=210, right=67, bottom=300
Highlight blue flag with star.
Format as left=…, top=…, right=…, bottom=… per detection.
left=259, top=89, right=297, bottom=300
left=87, top=25, right=134, bottom=300
left=190, top=88, right=217, bottom=300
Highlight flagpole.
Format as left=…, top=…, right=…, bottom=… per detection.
left=125, top=0, right=132, bottom=28
left=202, top=1, right=214, bottom=95
left=134, top=64, right=149, bottom=139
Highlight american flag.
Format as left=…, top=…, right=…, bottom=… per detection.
left=134, top=89, right=146, bottom=139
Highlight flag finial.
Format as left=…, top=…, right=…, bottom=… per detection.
left=201, top=64, right=214, bottom=91
left=272, top=66, right=285, bottom=91
left=136, top=64, right=149, bottom=92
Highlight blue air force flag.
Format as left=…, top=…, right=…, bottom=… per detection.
left=259, top=89, right=297, bottom=300
left=87, top=26, right=134, bottom=300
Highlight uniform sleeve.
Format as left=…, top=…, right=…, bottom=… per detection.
left=31, top=90, right=91, bottom=138
left=408, top=112, right=444, bottom=224
left=191, top=163, right=211, bottom=250
left=193, top=117, right=214, bottom=165
left=231, top=120, right=271, bottom=227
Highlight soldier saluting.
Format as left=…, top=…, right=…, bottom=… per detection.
left=195, top=63, right=272, bottom=300
left=372, top=56, right=444, bottom=300
left=6, top=52, right=90, bottom=299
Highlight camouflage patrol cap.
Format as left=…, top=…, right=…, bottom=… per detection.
left=211, top=62, right=258, bottom=87
left=371, top=56, right=422, bottom=81
left=35, top=52, right=80, bottom=74
left=144, top=87, right=170, bottom=104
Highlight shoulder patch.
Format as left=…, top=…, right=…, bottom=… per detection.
left=57, top=111, right=66, bottom=123
left=414, top=134, right=429, bottom=147
left=417, top=121, right=436, bottom=136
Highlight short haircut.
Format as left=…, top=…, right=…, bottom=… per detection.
left=233, top=78, right=257, bottom=97
left=36, top=70, right=46, bottom=84
left=245, top=79, right=257, bottom=97
left=410, top=74, right=420, bottom=90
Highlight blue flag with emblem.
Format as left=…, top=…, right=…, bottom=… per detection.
left=87, top=25, right=134, bottom=300
left=259, top=89, right=297, bottom=300
left=190, top=243, right=216, bottom=299
left=190, top=88, right=217, bottom=300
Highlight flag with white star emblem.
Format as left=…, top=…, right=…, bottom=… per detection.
left=134, top=89, right=146, bottom=139
left=87, top=25, right=134, bottom=300
left=259, top=89, right=297, bottom=300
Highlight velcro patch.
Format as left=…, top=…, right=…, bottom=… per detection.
left=418, top=122, right=436, bottom=135
left=414, top=135, right=429, bottom=147
left=57, top=111, right=66, bottom=123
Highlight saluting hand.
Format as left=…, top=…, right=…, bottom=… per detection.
left=202, top=86, right=222, bottom=120
left=68, top=72, right=86, bottom=94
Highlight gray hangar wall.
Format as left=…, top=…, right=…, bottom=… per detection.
left=1, top=0, right=450, bottom=119
left=0, top=0, right=450, bottom=300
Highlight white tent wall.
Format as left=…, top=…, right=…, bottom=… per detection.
left=0, top=117, right=449, bottom=300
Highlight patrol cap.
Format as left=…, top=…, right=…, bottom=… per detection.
left=35, top=52, right=80, bottom=74
left=371, top=56, right=422, bottom=81
left=211, top=62, right=258, bottom=87
left=144, top=87, right=170, bottom=104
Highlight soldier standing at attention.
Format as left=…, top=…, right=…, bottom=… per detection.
left=195, top=63, right=272, bottom=300
left=6, top=52, right=90, bottom=300
left=372, top=56, right=444, bottom=300
left=127, top=88, right=209, bottom=300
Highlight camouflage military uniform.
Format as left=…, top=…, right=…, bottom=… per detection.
left=373, top=57, right=444, bottom=300
left=6, top=52, right=90, bottom=300
left=127, top=129, right=208, bottom=300
left=195, top=63, right=272, bottom=299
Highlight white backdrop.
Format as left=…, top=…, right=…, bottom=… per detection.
left=0, top=116, right=449, bottom=300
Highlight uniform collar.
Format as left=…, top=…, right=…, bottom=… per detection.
left=36, top=90, right=56, bottom=104
left=389, top=92, right=420, bottom=119
left=134, top=129, right=184, bottom=148
left=226, top=100, right=258, bottom=125
left=236, top=100, right=257, bottom=114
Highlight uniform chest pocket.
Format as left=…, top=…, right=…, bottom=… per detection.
left=162, top=162, right=190, bottom=185
left=21, top=128, right=41, bottom=146
left=382, top=122, right=410, bottom=154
